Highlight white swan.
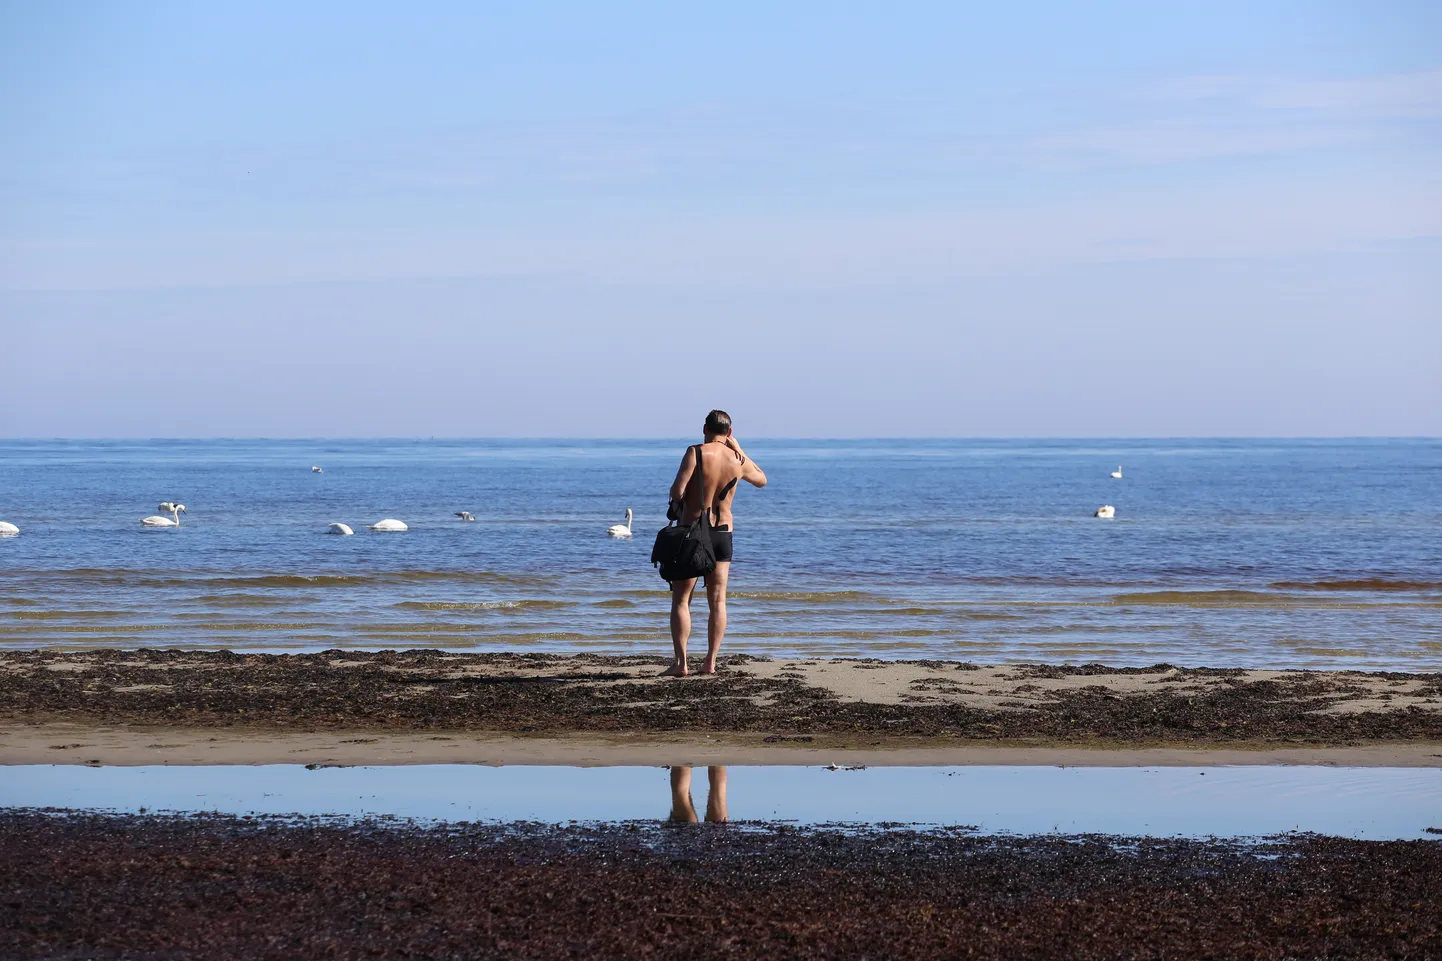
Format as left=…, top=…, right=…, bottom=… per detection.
left=1110, top=465, right=1123, bottom=478
left=312, top=465, right=323, bottom=473
left=369, top=518, right=408, bottom=531
left=455, top=511, right=476, bottom=521
left=1094, top=505, right=1115, bottom=518
left=0, top=521, right=18, bottom=537
left=606, top=508, right=633, bottom=539
left=157, top=502, right=177, bottom=513
left=327, top=523, right=354, bottom=535
left=141, top=505, right=186, bottom=527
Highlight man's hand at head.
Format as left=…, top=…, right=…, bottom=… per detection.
left=721, top=434, right=748, bottom=465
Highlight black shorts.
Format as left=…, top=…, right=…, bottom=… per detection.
left=712, top=525, right=733, bottom=563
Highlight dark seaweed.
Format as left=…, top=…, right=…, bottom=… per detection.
left=2, top=650, right=1439, bottom=745
left=2, top=811, right=1438, bottom=960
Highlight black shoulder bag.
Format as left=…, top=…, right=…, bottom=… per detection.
left=650, top=445, right=718, bottom=582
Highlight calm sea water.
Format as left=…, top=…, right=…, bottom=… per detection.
left=1, top=439, right=1438, bottom=669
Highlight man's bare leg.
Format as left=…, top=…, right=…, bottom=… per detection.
left=664, top=578, right=697, bottom=676
left=704, top=766, right=728, bottom=823
left=700, top=562, right=730, bottom=674
left=668, top=766, right=698, bottom=823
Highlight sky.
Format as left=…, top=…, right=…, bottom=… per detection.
left=1, top=1, right=1439, bottom=437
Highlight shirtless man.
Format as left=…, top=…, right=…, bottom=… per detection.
left=664, top=409, right=767, bottom=676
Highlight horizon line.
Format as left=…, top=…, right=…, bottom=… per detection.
left=1, top=436, right=1438, bottom=443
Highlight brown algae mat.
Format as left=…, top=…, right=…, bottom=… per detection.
left=3, top=811, right=1440, bottom=960
left=2, top=649, right=1440, bottom=746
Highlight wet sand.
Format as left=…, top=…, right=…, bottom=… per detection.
left=2, top=651, right=1439, bottom=762
left=6, top=723, right=1442, bottom=767
left=5, top=812, right=1439, bottom=960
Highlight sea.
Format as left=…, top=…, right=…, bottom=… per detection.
left=1, top=438, right=1438, bottom=670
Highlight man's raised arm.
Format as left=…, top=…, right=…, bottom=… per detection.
left=724, top=436, right=767, bottom=488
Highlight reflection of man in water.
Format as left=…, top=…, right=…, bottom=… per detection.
left=668, top=766, right=728, bottom=823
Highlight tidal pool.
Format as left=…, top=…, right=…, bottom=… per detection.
left=3, top=764, right=1437, bottom=840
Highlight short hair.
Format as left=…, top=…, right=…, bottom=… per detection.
left=704, top=409, right=732, bottom=436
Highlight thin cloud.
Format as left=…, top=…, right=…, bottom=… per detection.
left=1143, top=69, right=1442, bottom=117
left=1031, top=68, right=1442, bottom=168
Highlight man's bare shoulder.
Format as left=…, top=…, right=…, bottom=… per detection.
left=703, top=442, right=744, bottom=476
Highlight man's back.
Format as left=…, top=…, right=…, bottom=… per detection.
left=676, top=441, right=746, bottom=529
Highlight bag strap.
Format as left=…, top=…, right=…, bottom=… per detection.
left=692, top=444, right=712, bottom=528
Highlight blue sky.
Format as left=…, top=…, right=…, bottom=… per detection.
left=2, top=1, right=1439, bottom=436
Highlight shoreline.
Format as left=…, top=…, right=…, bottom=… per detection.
left=6, top=724, right=1442, bottom=767
left=3, top=650, right=1439, bottom=754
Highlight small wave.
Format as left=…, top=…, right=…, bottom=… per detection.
left=0, top=568, right=539, bottom=590
left=191, top=593, right=294, bottom=607
left=846, top=606, right=951, bottom=617
left=164, top=619, right=332, bottom=630
left=202, top=574, right=370, bottom=589
left=1111, top=590, right=1293, bottom=605
left=748, top=605, right=988, bottom=619
left=0, top=624, right=153, bottom=634
left=204, top=571, right=534, bottom=590
left=391, top=600, right=574, bottom=612
left=729, top=591, right=886, bottom=603
left=730, top=628, right=960, bottom=639
left=6, top=609, right=135, bottom=620
left=0, top=567, right=135, bottom=586
left=1270, top=579, right=1442, bottom=593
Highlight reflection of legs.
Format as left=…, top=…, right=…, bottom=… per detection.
left=700, top=562, right=730, bottom=674
left=704, top=766, right=728, bottom=823
left=665, top=578, right=697, bottom=676
left=668, top=766, right=698, bottom=823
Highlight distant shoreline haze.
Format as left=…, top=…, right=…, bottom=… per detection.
left=5, top=249, right=1439, bottom=438
left=0, top=436, right=1438, bottom=442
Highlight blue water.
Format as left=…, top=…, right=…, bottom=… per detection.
left=5, top=764, right=1439, bottom=840
left=1, top=438, right=1439, bottom=668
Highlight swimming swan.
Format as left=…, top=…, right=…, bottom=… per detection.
left=607, top=508, right=633, bottom=539
left=1110, top=465, right=1123, bottom=478
left=327, top=522, right=354, bottom=535
left=1094, top=505, right=1115, bottom=518
left=455, top=511, right=476, bottom=521
left=0, top=521, right=18, bottom=536
left=142, top=505, right=186, bottom=527
left=369, top=518, right=408, bottom=531
left=312, top=466, right=323, bottom=473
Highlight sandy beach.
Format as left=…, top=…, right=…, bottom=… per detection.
left=4, top=650, right=1439, bottom=765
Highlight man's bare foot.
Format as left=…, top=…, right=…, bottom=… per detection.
left=660, top=663, right=689, bottom=677
left=699, top=659, right=718, bottom=675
